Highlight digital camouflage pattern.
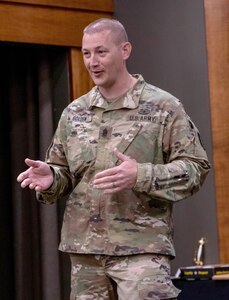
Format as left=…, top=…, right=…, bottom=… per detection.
left=69, top=253, right=180, bottom=300
left=37, top=74, right=210, bottom=258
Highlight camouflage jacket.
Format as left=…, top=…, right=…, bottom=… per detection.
left=37, top=74, right=210, bottom=257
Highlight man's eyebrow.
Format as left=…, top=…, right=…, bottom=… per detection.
left=82, top=46, right=106, bottom=52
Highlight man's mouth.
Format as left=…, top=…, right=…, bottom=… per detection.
left=91, top=70, right=103, bottom=77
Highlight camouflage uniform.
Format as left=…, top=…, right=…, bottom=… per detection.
left=37, top=74, right=210, bottom=299
left=69, top=253, right=180, bottom=300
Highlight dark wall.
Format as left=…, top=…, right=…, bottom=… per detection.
left=114, top=0, right=219, bottom=274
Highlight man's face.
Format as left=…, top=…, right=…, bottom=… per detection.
left=82, top=30, right=126, bottom=90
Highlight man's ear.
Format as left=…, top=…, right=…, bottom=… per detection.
left=121, top=42, right=132, bottom=60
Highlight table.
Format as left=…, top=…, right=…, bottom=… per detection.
left=173, top=279, right=229, bottom=299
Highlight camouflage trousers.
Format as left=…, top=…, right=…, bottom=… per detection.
left=69, top=253, right=180, bottom=300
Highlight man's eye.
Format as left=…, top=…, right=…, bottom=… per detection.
left=99, top=50, right=106, bottom=55
left=83, top=52, right=90, bottom=58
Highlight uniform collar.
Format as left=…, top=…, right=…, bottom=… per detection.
left=88, top=74, right=145, bottom=110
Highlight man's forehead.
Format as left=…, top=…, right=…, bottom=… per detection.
left=82, top=30, right=116, bottom=48
left=83, top=29, right=112, bottom=40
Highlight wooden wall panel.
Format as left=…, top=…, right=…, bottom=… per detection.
left=1, top=0, right=113, bottom=12
left=0, top=2, right=112, bottom=47
left=204, top=0, right=229, bottom=263
left=69, top=48, right=94, bottom=99
left=0, top=0, right=113, bottom=103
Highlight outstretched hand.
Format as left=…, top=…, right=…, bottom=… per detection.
left=93, top=149, right=137, bottom=194
left=17, top=158, right=54, bottom=192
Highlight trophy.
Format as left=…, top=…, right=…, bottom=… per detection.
left=194, top=237, right=206, bottom=266
left=178, top=236, right=229, bottom=279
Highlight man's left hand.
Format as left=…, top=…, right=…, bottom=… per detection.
left=93, top=148, right=137, bottom=194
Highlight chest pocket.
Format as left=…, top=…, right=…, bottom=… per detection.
left=66, top=122, right=96, bottom=175
left=112, top=122, right=143, bottom=165
left=74, top=123, right=96, bottom=162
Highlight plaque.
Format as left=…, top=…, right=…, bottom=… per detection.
left=174, top=237, right=229, bottom=280
left=178, top=264, right=229, bottom=280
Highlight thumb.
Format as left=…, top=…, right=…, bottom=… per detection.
left=114, top=148, right=131, bottom=162
left=25, top=158, right=40, bottom=168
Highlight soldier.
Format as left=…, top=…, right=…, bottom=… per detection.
left=17, top=18, right=210, bottom=300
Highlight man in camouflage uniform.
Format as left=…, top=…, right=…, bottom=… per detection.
left=17, top=18, right=210, bottom=299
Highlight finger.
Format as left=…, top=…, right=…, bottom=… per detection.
left=94, top=167, right=118, bottom=180
left=114, top=148, right=130, bottom=162
left=97, top=183, right=120, bottom=194
left=94, top=181, right=117, bottom=190
left=35, top=186, right=42, bottom=192
left=93, top=175, right=116, bottom=186
left=17, top=169, right=31, bottom=182
left=20, top=178, right=32, bottom=188
left=29, top=183, right=42, bottom=191
left=17, top=173, right=23, bottom=182
left=29, top=182, right=37, bottom=190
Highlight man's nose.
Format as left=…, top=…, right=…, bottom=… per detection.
left=90, top=54, right=99, bottom=66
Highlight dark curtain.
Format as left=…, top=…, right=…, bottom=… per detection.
left=0, top=43, right=71, bottom=300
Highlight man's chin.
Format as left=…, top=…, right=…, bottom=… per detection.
left=93, top=80, right=105, bottom=88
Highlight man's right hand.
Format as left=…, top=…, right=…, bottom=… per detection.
left=17, top=158, right=54, bottom=192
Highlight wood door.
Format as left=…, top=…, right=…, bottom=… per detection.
left=204, top=0, right=229, bottom=263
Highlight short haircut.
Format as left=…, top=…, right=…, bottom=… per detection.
left=83, top=18, right=129, bottom=45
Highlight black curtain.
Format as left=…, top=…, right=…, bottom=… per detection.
left=0, top=43, right=71, bottom=300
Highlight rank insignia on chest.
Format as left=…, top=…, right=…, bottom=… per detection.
left=99, top=126, right=113, bottom=139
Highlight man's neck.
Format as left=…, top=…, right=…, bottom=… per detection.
left=99, top=74, right=137, bottom=101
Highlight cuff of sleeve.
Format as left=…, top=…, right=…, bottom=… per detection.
left=134, top=163, right=153, bottom=193
left=36, top=166, right=59, bottom=204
